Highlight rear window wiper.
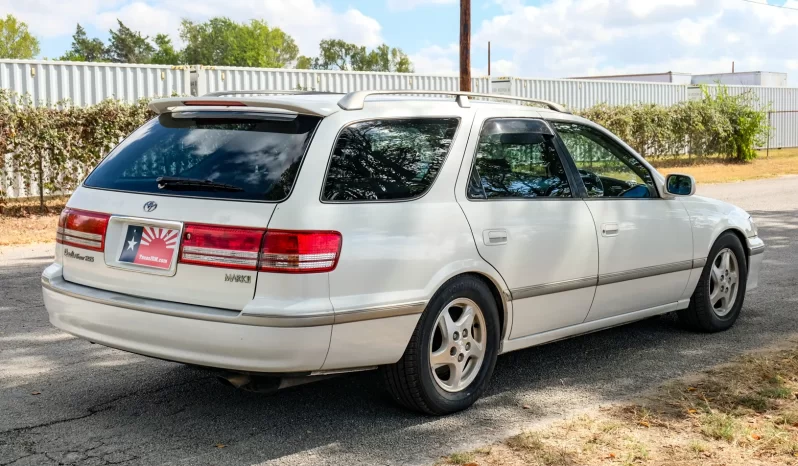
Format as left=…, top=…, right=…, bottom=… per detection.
left=156, top=176, right=245, bottom=192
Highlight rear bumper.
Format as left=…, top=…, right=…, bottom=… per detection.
left=42, top=266, right=331, bottom=373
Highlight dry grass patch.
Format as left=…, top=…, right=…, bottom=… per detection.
left=437, top=344, right=798, bottom=466
left=0, top=196, right=67, bottom=246
left=654, top=147, right=798, bottom=184
left=0, top=215, right=59, bottom=246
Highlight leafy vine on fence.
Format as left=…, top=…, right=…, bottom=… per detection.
left=0, top=90, right=154, bottom=202
left=0, top=85, right=770, bottom=204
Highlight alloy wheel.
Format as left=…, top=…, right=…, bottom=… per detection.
left=429, top=298, right=487, bottom=392
left=710, top=248, right=740, bottom=317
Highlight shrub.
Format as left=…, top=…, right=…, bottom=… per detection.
left=577, top=85, right=769, bottom=162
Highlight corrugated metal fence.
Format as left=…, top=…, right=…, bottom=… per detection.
left=703, top=85, right=798, bottom=149
left=1, top=60, right=796, bottom=198
left=199, top=66, right=491, bottom=95
left=0, top=60, right=191, bottom=106
left=508, top=77, right=688, bottom=108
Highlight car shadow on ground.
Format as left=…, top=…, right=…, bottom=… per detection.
left=1, top=209, right=796, bottom=466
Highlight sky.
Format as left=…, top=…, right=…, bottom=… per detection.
left=1, top=0, right=797, bottom=82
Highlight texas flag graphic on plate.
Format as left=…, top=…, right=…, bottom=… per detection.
left=119, top=225, right=179, bottom=269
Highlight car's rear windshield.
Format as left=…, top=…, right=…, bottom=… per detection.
left=83, top=113, right=321, bottom=201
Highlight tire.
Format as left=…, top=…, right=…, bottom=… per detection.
left=678, top=232, right=748, bottom=332
left=381, top=275, right=500, bottom=415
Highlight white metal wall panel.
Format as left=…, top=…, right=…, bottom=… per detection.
left=768, top=112, right=798, bottom=149
left=510, top=77, right=687, bottom=109
left=0, top=60, right=190, bottom=106
left=703, top=85, right=797, bottom=111
left=703, top=85, right=798, bottom=148
left=199, top=66, right=490, bottom=96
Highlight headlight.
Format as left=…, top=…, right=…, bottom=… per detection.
left=748, top=216, right=758, bottom=237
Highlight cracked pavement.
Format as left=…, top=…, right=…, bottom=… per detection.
left=1, top=176, right=797, bottom=465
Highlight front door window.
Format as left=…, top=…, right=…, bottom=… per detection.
left=552, top=122, right=657, bottom=199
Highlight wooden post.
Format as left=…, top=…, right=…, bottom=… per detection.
left=488, top=41, right=491, bottom=76
left=38, top=153, right=44, bottom=211
left=460, top=0, right=471, bottom=92
left=767, top=111, right=772, bottom=159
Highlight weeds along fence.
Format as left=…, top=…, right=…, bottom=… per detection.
left=0, top=59, right=790, bottom=199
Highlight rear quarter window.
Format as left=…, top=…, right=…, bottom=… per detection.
left=322, top=118, right=460, bottom=202
left=83, top=114, right=321, bottom=202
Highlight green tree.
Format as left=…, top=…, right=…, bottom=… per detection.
left=0, top=14, right=40, bottom=59
left=180, top=17, right=298, bottom=67
left=297, top=39, right=413, bottom=72
left=295, top=55, right=313, bottom=70
left=108, top=20, right=155, bottom=63
left=150, top=34, right=181, bottom=65
left=60, top=24, right=108, bottom=62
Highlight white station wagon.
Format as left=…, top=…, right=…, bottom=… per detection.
left=42, top=90, right=765, bottom=415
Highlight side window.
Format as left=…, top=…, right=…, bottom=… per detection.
left=468, top=118, right=572, bottom=199
left=552, top=122, right=657, bottom=199
left=323, top=118, right=459, bottom=201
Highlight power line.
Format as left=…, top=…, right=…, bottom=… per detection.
left=740, top=0, right=798, bottom=11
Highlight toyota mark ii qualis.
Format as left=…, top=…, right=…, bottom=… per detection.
left=42, top=90, right=765, bottom=415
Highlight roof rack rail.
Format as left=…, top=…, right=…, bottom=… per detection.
left=204, top=90, right=342, bottom=97
left=336, top=90, right=569, bottom=113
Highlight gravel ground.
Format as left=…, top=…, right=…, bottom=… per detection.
left=1, top=177, right=796, bottom=466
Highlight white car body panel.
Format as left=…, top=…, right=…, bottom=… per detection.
left=41, top=95, right=765, bottom=377
left=63, top=188, right=276, bottom=310
left=678, top=195, right=756, bottom=257
left=454, top=107, right=599, bottom=339
left=582, top=198, right=693, bottom=321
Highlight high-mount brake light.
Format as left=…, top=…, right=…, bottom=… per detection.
left=182, top=100, right=246, bottom=107
left=179, top=224, right=266, bottom=271
left=260, top=230, right=342, bottom=274
left=56, top=209, right=110, bottom=252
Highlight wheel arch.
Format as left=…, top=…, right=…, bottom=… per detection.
left=460, top=271, right=511, bottom=342
left=714, top=227, right=750, bottom=266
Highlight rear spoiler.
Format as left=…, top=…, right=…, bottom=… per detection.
left=148, top=97, right=333, bottom=117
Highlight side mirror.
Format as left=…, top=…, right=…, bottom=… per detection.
left=666, top=173, right=696, bottom=196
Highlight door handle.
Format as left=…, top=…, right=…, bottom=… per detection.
left=483, top=229, right=508, bottom=246
left=601, top=223, right=619, bottom=237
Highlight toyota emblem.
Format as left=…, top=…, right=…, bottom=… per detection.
left=143, top=201, right=158, bottom=213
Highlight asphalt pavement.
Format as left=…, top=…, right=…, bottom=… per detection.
left=1, top=176, right=797, bottom=466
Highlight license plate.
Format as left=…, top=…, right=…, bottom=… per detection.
left=118, top=225, right=180, bottom=270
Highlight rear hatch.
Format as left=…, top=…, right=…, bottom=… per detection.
left=58, top=110, right=321, bottom=310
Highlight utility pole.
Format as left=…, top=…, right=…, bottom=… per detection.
left=488, top=41, right=491, bottom=76
left=460, top=0, right=471, bottom=91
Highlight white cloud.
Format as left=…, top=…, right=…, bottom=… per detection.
left=411, top=43, right=517, bottom=78
left=386, top=0, right=456, bottom=11
left=410, top=44, right=459, bottom=74
left=95, top=2, right=180, bottom=39
left=475, top=0, right=798, bottom=81
left=490, top=59, right=517, bottom=76
left=0, top=0, right=111, bottom=37
left=0, top=0, right=383, bottom=56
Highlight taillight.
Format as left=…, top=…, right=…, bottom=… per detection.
left=56, top=208, right=110, bottom=252
left=179, top=224, right=266, bottom=271
left=178, top=225, right=342, bottom=273
left=260, top=230, right=342, bottom=274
